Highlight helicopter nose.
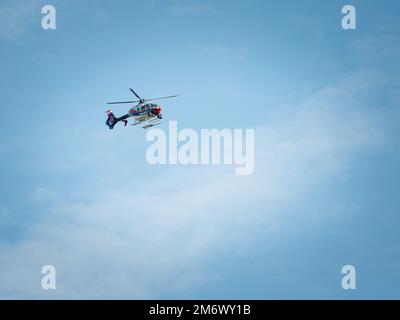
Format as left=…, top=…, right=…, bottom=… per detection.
left=154, top=105, right=162, bottom=114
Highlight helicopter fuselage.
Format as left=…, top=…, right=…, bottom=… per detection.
left=129, top=103, right=162, bottom=121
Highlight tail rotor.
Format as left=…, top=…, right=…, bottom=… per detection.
left=105, top=109, right=128, bottom=129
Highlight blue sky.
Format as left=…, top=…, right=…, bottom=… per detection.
left=0, top=0, right=399, bottom=299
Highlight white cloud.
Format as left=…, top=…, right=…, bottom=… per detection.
left=353, top=28, right=400, bottom=63
left=0, top=1, right=40, bottom=40
left=169, top=0, right=215, bottom=16
left=32, top=187, right=59, bottom=204
left=0, top=206, right=10, bottom=224
left=0, top=71, right=388, bottom=299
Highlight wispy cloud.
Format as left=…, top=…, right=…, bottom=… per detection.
left=0, top=69, right=387, bottom=298
left=169, top=0, right=215, bottom=16
left=0, top=1, right=41, bottom=40
left=352, top=29, right=400, bottom=63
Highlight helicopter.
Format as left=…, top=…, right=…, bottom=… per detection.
left=105, top=88, right=178, bottom=129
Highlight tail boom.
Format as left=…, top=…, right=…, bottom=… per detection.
left=106, top=109, right=129, bottom=129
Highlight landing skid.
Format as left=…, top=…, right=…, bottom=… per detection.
left=143, top=122, right=161, bottom=129
left=131, top=118, right=162, bottom=129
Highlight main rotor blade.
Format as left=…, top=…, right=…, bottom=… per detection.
left=129, top=88, right=142, bottom=100
left=106, top=94, right=178, bottom=105
left=106, top=100, right=140, bottom=105
left=144, top=95, right=179, bottom=102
